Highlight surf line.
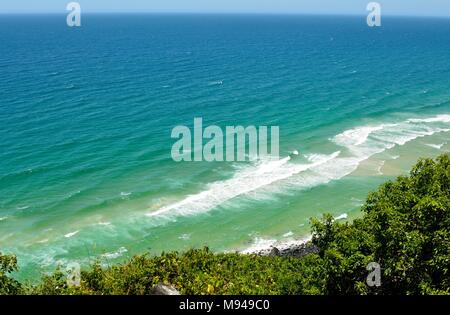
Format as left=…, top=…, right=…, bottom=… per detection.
left=171, top=117, right=280, bottom=162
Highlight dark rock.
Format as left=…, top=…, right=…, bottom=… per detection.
left=279, top=243, right=319, bottom=258
left=150, top=283, right=180, bottom=295
left=269, top=247, right=281, bottom=256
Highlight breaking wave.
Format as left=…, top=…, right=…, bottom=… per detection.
left=146, top=114, right=449, bottom=220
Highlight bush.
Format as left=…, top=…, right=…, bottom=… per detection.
left=0, top=253, right=23, bottom=294
left=310, top=154, right=450, bottom=295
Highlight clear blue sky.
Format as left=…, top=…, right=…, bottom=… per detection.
left=1, top=0, right=449, bottom=17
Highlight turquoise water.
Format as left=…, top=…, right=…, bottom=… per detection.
left=0, top=14, right=449, bottom=279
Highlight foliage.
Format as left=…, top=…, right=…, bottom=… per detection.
left=0, top=253, right=23, bottom=294
left=310, top=154, right=450, bottom=295
left=27, top=249, right=325, bottom=295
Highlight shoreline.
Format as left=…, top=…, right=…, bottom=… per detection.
left=237, top=213, right=350, bottom=257
left=239, top=235, right=319, bottom=257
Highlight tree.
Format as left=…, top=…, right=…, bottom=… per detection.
left=0, top=253, right=22, bottom=295
left=311, top=154, right=450, bottom=295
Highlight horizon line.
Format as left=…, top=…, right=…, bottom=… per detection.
left=0, top=11, right=449, bottom=18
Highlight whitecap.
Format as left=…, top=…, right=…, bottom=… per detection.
left=377, top=160, right=386, bottom=175
left=333, top=125, right=387, bottom=147
left=144, top=114, right=449, bottom=224
left=334, top=213, right=348, bottom=221
left=97, top=221, right=112, bottom=226
left=425, top=143, right=445, bottom=150
left=146, top=151, right=340, bottom=219
left=101, top=247, right=127, bottom=259
left=208, top=80, right=223, bottom=86
left=407, top=114, right=450, bottom=123
left=178, top=234, right=191, bottom=240
left=64, top=231, right=79, bottom=238
left=329, top=114, right=450, bottom=180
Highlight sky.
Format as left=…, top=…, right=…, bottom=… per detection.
left=0, top=0, right=449, bottom=17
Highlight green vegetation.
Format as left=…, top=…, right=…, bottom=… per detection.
left=0, top=253, right=22, bottom=295
left=1, top=154, right=449, bottom=295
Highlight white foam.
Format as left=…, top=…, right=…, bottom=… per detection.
left=333, top=115, right=450, bottom=154
left=334, top=213, right=348, bottom=221
left=208, top=80, right=223, bottom=86
left=377, top=160, right=386, bottom=175
left=64, top=231, right=79, bottom=238
left=102, top=247, right=128, bottom=259
left=0, top=216, right=8, bottom=221
left=283, top=231, right=294, bottom=237
left=240, top=237, right=278, bottom=254
left=146, top=152, right=340, bottom=218
left=178, top=234, right=191, bottom=240
left=425, top=143, right=445, bottom=150
left=144, top=114, right=449, bottom=222
left=241, top=235, right=312, bottom=254
left=334, top=125, right=386, bottom=147
left=407, top=114, right=450, bottom=123
left=328, top=114, right=450, bottom=179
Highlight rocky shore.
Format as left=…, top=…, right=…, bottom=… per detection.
left=246, top=238, right=319, bottom=258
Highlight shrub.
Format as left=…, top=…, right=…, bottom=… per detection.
left=0, top=253, right=23, bottom=294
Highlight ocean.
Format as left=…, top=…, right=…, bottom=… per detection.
left=0, top=14, right=449, bottom=280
